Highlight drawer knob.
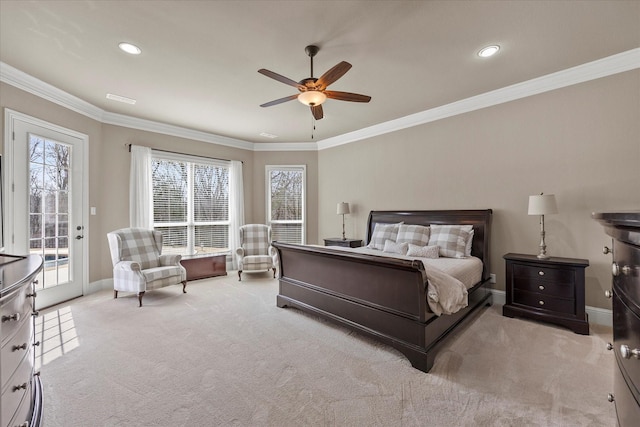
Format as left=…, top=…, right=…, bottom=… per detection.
left=538, top=271, right=545, bottom=276
left=607, top=393, right=615, bottom=403
left=34, top=340, right=41, bottom=347
left=604, top=290, right=613, bottom=299
left=620, top=345, right=640, bottom=359
left=538, top=285, right=545, bottom=291
left=622, top=265, right=631, bottom=276
left=606, top=342, right=614, bottom=351
left=603, top=246, right=612, bottom=255
left=12, top=343, right=28, bottom=351
left=2, top=313, right=20, bottom=322
left=612, top=262, right=620, bottom=276
left=27, top=291, right=37, bottom=298
left=12, top=382, right=27, bottom=392
left=538, top=300, right=545, bottom=306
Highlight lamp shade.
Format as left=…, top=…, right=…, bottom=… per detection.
left=337, top=202, right=350, bottom=215
left=528, top=194, right=558, bottom=215
left=298, top=90, right=327, bottom=106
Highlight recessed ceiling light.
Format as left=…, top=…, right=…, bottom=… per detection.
left=118, top=42, right=141, bottom=55
left=478, top=45, right=500, bottom=58
left=106, top=93, right=136, bottom=105
left=259, top=132, right=278, bottom=139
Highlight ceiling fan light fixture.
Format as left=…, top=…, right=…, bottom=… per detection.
left=298, top=90, right=327, bottom=106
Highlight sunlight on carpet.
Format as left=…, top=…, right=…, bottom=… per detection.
left=34, top=305, right=79, bottom=370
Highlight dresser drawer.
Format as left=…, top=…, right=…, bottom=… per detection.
left=613, top=293, right=640, bottom=397
left=513, top=263, right=575, bottom=284
left=514, top=289, right=575, bottom=315
left=511, top=276, right=574, bottom=299
left=612, top=239, right=640, bottom=310
left=1, top=356, right=32, bottom=425
left=614, top=362, right=640, bottom=427
left=1, top=318, right=32, bottom=390
left=1, top=284, right=33, bottom=347
left=8, top=384, right=32, bottom=427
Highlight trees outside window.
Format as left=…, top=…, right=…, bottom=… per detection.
left=266, top=165, right=305, bottom=244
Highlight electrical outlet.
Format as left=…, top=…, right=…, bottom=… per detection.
left=489, top=273, right=497, bottom=284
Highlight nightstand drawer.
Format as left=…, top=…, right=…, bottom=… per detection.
left=511, top=276, right=574, bottom=299
left=513, top=264, right=574, bottom=284
left=514, top=289, right=575, bottom=314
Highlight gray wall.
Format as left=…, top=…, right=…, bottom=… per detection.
left=317, top=70, right=640, bottom=309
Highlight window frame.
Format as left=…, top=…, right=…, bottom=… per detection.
left=265, top=165, right=306, bottom=245
left=151, top=150, right=231, bottom=255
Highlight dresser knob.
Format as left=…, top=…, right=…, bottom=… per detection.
left=16, top=421, right=29, bottom=427
left=27, top=291, right=37, bottom=298
left=607, top=393, right=615, bottom=402
left=2, top=313, right=20, bottom=322
left=12, top=343, right=28, bottom=351
left=538, top=285, right=545, bottom=291
left=620, top=345, right=640, bottom=359
left=538, top=300, right=545, bottom=306
left=12, top=382, right=28, bottom=392
left=606, top=343, right=614, bottom=351
left=32, top=310, right=39, bottom=317
left=604, top=290, right=613, bottom=298
left=603, top=246, right=612, bottom=255
left=612, top=262, right=620, bottom=276
left=538, top=271, right=545, bottom=276
left=34, top=340, right=41, bottom=347
left=621, top=265, right=631, bottom=275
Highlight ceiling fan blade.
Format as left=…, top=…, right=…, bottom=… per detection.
left=311, top=105, right=323, bottom=120
left=260, top=94, right=299, bottom=107
left=325, top=91, right=371, bottom=103
left=316, top=61, right=352, bottom=89
left=258, top=69, right=305, bottom=90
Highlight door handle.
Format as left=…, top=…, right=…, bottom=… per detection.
left=75, top=235, right=84, bottom=240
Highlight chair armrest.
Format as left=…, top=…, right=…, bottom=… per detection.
left=159, top=254, right=182, bottom=266
left=269, top=246, right=279, bottom=265
left=236, top=247, right=245, bottom=259
left=114, top=260, right=142, bottom=272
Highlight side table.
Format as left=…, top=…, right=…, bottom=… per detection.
left=180, top=253, right=227, bottom=280
left=503, top=252, right=589, bottom=335
left=323, top=238, right=363, bottom=248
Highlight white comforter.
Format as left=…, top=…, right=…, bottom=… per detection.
left=325, top=246, right=483, bottom=316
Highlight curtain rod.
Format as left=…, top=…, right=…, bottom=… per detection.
left=127, top=143, right=242, bottom=164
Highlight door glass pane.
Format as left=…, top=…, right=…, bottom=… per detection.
left=29, top=134, right=72, bottom=289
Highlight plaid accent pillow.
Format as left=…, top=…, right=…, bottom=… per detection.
left=407, top=244, right=440, bottom=258
left=383, top=239, right=409, bottom=255
left=428, top=225, right=473, bottom=258
left=396, top=224, right=430, bottom=246
left=240, top=224, right=271, bottom=256
left=367, top=222, right=403, bottom=250
left=117, top=228, right=161, bottom=269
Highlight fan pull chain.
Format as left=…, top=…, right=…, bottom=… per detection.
left=311, top=116, right=316, bottom=140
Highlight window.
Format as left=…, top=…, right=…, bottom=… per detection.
left=266, top=165, right=306, bottom=244
left=152, top=152, right=230, bottom=255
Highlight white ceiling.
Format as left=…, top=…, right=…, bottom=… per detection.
left=1, top=1, right=639, bottom=144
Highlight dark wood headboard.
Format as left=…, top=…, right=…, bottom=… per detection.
left=366, top=210, right=493, bottom=280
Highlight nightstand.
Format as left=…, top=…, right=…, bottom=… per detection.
left=323, top=238, right=363, bottom=248
left=503, top=253, right=589, bottom=335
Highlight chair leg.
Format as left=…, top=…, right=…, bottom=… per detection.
left=137, top=291, right=145, bottom=307
left=272, top=267, right=276, bottom=278
left=238, top=270, right=242, bottom=281
left=114, top=290, right=118, bottom=299
left=182, top=281, right=187, bottom=293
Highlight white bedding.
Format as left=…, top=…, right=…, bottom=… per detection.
left=323, top=245, right=483, bottom=316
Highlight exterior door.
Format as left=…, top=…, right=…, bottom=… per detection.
left=5, top=111, right=87, bottom=309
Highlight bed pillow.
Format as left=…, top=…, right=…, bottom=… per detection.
left=465, top=229, right=475, bottom=257
left=396, top=224, right=430, bottom=246
left=428, top=225, right=473, bottom=258
left=367, top=222, right=403, bottom=250
left=407, top=244, right=439, bottom=258
left=383, top=239, right=409, bottom=255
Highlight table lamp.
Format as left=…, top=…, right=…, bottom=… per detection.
left=528, top=193, right=558, bottom=259
left=337, top=202, right=350, bottom=240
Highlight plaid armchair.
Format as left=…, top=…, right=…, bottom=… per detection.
left=236, top=224, right=277, bottom=281
left=107, top=228, right=187, bottom=307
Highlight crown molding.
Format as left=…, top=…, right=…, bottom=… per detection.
left=317, top=48, right=640, bottom=150
left=3, top=48, right=639, bottom=153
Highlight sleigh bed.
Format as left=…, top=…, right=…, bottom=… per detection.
left=273, top=209, right=493, bottom=373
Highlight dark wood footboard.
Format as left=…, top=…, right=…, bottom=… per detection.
left=274, top=209, right=492, bottom=373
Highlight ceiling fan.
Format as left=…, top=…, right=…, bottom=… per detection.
left=258, top=45, right=371, bottom=120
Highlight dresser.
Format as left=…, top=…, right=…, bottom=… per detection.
left=0, top=254, right=44, bottom=427
left=323, top=238, right=363, bottom=248
left=593, top=211, right=640, bottom=427
left=503, top=253, right=590, bottom=335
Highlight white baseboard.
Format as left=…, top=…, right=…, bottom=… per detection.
left=85, top=278, right=113, bottom=295
left=490, top=289, right=612, bottom=327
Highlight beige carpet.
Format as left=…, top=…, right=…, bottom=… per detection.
left=37, top=273, right=615, bottom=426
